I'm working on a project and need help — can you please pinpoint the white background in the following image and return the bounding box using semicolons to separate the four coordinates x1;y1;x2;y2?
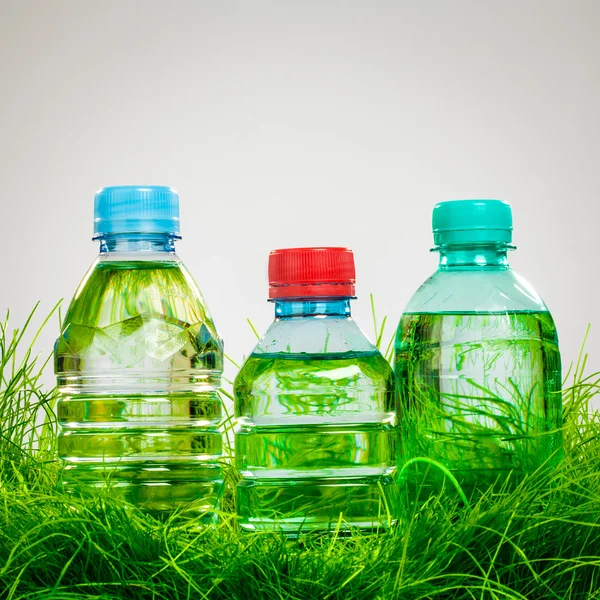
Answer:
0;1;598;391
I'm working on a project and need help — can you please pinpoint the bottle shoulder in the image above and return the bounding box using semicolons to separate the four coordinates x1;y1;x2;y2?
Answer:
63;253;215;329
404;268;550;314
235;317;394;408
56;253;223;374
251;316;379;356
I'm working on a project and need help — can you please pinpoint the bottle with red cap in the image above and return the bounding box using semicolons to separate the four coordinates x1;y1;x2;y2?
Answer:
234;247;397;532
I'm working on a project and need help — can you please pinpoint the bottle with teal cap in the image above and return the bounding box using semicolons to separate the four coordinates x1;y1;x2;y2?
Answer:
394;200;562;500
55;186;224;519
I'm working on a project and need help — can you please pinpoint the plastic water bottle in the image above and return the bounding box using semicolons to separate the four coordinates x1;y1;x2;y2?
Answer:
55;186;224;518
395;200;562;499
234;247;397;532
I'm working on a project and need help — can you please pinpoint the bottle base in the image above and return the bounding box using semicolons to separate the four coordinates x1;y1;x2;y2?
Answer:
60;460;224;520
237;474;398;533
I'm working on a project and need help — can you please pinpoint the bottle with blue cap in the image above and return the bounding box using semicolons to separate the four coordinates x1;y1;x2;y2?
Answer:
54;186;224;519
394;200;562;500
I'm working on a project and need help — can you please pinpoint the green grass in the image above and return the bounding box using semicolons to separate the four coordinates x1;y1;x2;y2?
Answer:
1;304;600;599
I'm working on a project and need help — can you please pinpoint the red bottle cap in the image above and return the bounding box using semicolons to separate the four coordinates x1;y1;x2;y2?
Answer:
268;247;356;299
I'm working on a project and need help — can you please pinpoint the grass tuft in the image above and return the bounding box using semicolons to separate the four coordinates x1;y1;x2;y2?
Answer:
0;306;599;599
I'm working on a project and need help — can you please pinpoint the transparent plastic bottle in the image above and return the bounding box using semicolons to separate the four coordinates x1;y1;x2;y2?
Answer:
234;247;397;532
55;186;224;518
394;200;562;499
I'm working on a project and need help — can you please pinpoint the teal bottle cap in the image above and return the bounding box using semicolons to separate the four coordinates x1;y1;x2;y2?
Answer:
93;186;180;238
432;199;513;245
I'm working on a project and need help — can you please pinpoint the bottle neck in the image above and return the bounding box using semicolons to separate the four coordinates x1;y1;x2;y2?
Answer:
273;298;352;318
97;233;178;254
437;243;512;270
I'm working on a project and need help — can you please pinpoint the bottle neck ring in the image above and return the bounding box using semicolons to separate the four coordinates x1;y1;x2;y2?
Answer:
434;242;513;269
97;233;179;254
273;298;352;318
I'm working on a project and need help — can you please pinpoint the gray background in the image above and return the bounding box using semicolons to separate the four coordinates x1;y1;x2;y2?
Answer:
0;1;598;394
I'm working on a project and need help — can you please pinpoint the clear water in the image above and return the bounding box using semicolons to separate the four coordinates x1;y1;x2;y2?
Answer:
234;351;397;532
55;260;223;518
394;311;562;498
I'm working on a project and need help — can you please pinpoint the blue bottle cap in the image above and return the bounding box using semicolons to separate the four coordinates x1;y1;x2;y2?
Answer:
93;186;180;238
432;199;513;246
